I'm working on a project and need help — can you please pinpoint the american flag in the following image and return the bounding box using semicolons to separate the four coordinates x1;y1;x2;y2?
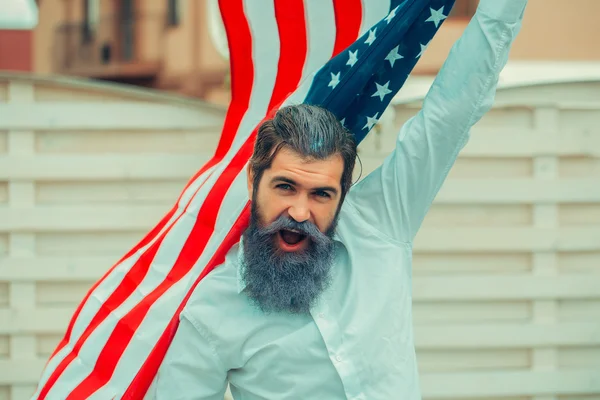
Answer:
32;0;454;398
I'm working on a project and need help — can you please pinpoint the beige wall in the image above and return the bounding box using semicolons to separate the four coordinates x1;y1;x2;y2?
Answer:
416;0;600;72
33;0;600;99
34;0;65;74
33;0;227;98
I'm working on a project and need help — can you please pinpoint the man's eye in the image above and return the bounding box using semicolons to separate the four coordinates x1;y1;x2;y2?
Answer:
314;190;331;198
277;184;293;191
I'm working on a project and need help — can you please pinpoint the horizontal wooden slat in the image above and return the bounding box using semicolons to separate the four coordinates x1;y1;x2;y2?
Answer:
434;179;600;203
0;154;210;180
36;180;188;205
35;130;220;154
0;205;170;231
421;369;600;398
0;103;224;130
415;323;600;348
414;300;531;324
0;307;75;334
413;276;600;300
418;348;530;372
414;227;600;252
372;129;600;158
0;257;118;280
0;360;47;385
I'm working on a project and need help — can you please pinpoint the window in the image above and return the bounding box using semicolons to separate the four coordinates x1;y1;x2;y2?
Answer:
448;0;479;18
82;0;99;43
167;0;181;26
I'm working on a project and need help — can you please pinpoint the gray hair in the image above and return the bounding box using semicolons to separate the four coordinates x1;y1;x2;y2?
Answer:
249;104;357;202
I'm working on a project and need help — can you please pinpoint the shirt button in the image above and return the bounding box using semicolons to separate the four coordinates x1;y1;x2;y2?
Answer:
335;355;342;362
318;313;325;318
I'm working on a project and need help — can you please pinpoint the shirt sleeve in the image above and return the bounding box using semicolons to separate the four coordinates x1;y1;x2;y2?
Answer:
152;311;228;400
345;0;528;243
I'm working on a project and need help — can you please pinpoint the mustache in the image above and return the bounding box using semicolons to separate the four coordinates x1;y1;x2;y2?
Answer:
261;215;329;243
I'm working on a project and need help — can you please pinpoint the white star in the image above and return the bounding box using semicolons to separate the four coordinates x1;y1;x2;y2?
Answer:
416;42;429;58
363;112;379;130
346;50;358;67
385;46;404;68
371;81;392;102
425;6;447;28
384;5;400;24
365;28;377;46
340;118;346;127
328;71;341;89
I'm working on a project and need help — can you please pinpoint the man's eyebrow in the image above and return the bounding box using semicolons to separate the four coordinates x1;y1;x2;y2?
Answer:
271;176;338;195
271;176;297;186
313;185;338;195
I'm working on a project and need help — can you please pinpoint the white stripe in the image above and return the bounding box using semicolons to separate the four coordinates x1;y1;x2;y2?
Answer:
228;0;281;152
40;1;283;396
301;1;336;80
33;164;217;398
360;0;392;36
291;0;337;104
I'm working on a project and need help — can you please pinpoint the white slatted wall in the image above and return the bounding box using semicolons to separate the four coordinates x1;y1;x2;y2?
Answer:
0;74;226;400
0;74;599;399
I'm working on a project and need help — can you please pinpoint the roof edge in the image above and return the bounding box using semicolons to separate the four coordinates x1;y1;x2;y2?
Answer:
0;71;227;113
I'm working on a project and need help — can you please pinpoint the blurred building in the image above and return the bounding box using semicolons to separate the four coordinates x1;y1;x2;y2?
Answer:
23;0;600;105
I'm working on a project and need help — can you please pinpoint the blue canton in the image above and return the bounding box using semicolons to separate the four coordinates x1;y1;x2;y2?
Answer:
305;0;456;145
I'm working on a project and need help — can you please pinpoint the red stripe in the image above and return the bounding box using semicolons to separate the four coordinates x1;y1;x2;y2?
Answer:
212;0;255;160
121;202;252;399
268;0;308;110
45;204;178;363
332;0;363;57
65;129;259;399
35;171;216;399
175;0;255;193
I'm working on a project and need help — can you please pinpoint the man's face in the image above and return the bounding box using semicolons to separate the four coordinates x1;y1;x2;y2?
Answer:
241;147;345;314
251;147;344;242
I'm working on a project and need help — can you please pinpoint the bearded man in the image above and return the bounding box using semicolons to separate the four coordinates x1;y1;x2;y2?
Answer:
153;0;529;398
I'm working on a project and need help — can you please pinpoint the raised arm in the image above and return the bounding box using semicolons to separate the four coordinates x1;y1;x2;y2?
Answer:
346;0;528;243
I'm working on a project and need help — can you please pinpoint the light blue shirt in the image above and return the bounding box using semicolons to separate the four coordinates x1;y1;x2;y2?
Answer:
153;1;528;398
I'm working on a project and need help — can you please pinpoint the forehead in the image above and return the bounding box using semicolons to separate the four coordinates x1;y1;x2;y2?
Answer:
266;147;344;187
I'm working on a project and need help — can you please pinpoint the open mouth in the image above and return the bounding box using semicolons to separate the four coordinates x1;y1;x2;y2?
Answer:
278;229;308;251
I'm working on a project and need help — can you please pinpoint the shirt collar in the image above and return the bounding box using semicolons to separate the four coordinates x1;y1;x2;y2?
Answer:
236;231;342;294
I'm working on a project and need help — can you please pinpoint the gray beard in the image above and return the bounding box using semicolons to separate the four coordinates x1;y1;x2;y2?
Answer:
240;202;338;314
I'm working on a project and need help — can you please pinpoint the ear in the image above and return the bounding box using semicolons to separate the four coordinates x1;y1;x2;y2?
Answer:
246;163;254;199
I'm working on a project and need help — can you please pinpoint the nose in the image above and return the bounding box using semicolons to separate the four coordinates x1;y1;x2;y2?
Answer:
288;200;311;223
